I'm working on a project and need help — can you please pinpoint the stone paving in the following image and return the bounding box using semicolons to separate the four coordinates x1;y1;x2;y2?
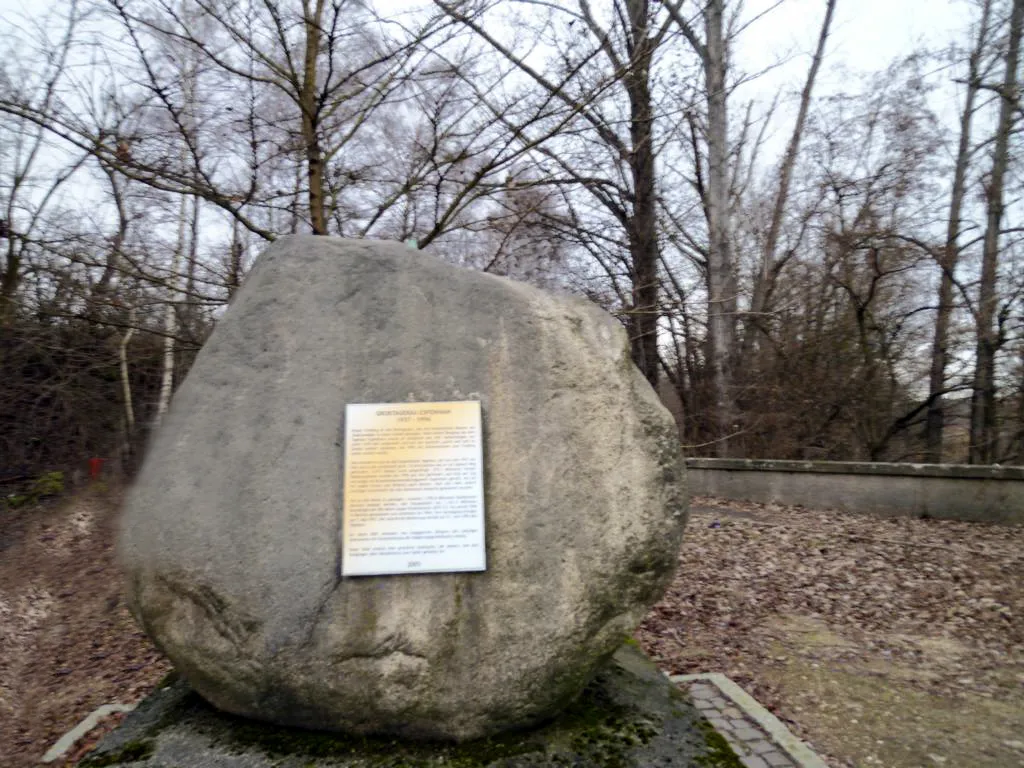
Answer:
686;680;798;768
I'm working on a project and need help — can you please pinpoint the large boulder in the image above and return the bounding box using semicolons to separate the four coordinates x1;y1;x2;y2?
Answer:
121;236;687;741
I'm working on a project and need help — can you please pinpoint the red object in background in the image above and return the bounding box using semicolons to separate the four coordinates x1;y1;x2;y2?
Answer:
88;458;106;480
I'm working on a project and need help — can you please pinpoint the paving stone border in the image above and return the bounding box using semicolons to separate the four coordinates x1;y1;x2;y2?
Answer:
41;703;136;763
66;646;722;767
50;670;826;767
670;673;828;768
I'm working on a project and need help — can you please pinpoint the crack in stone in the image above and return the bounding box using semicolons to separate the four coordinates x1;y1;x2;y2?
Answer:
150;574;264;682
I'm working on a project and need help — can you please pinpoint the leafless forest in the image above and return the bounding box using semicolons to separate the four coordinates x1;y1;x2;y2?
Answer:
2;0;1023;479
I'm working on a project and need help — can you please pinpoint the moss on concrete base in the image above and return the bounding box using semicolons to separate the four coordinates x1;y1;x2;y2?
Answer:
78;644;737;767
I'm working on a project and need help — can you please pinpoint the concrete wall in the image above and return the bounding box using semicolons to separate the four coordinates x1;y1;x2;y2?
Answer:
685;459;1024;524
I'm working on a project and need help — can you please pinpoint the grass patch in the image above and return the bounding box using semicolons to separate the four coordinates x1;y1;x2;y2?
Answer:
765;660;1024;768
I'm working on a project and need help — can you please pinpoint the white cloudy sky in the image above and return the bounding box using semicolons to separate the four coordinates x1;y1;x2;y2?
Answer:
729;0;974;145
0;0;973;63
0;0;977;163
0;0;973;94
730;0;972;117
740;0;967;73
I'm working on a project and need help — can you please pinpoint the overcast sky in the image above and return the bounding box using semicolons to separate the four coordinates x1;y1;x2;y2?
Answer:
0;0;978;163
0;0;973;87
734;0;971;109
741;0;967;70
0;0;974;61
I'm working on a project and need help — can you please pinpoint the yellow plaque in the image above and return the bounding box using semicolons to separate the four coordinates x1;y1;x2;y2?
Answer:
341;401;486;576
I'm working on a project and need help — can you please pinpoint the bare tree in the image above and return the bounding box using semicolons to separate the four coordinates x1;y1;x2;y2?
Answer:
743;0;837;355
436;0;673;385
102;0;416;236
662;0;740;453
0;1;90;327
925;0;994;462
970;0;1023;463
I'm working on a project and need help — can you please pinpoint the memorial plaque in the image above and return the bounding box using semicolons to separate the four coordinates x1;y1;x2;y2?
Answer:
341;401;486;576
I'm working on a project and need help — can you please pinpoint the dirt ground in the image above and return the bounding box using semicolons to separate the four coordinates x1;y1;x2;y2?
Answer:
1;490;1022;767
0;488;170;768
638;497;1024;767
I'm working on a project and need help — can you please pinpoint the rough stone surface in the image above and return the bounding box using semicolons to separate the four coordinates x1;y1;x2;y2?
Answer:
77;645;722;767
120;236;687;741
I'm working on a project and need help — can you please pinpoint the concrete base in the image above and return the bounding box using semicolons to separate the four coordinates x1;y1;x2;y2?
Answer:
76;644;740;767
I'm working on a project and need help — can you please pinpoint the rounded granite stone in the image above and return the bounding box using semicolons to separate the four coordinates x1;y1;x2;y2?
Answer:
120;236;687;741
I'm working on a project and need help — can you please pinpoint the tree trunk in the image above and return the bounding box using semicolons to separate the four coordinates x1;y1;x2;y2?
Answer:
969;0;1022;463
156;186;189;426
120;309;136;436
183;191;201;338
1017;353;1024;463
228;219;244;301
92;169;129;308
0;237;18;327
301;0;328;235
926;0;990;463
704;0;738;456
624;0;660;385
